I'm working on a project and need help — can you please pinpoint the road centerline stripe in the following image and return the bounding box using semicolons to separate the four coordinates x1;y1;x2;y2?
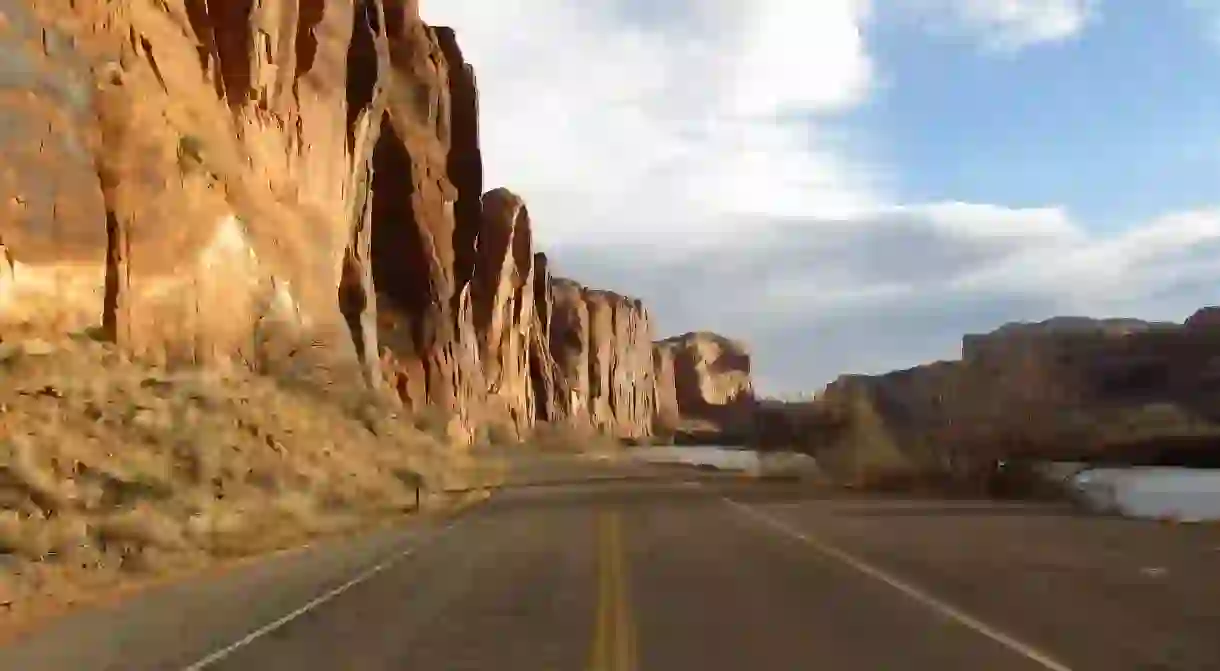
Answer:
590;510;637;671
590;513;613;671
611;512;638;671
722;497;1074;671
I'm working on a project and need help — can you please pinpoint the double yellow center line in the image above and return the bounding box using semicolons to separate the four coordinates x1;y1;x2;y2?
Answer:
589;511;638;671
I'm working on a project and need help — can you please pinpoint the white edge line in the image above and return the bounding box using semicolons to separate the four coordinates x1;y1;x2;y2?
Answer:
721;497;1075;671
181;521;463;671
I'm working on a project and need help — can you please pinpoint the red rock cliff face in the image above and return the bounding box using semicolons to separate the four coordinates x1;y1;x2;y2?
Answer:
655;332;756;441
1;0;387;384
0;0;738;443
366;4;482;435
550;278;590;424
549;280;657;439
470;188;544;433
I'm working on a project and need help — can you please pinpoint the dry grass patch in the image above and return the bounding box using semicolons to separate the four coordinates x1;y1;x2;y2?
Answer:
0;336;477;616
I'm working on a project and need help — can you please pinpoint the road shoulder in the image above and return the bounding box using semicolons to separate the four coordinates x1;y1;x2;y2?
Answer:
0;492;488;671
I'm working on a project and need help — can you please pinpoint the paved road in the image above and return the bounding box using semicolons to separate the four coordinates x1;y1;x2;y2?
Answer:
3;466;1220;670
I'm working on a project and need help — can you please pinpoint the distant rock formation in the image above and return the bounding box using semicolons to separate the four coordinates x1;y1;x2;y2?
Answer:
777;311;1220;483
0;0;750;443
654;332;756;443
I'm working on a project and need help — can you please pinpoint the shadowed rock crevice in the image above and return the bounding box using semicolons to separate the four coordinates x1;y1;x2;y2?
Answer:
338;257;368;358
434;27;482;294
100;210;123;344
586;290;603;421
510;206;532;325
345;1;382;147
339;196;377;381
94;71;131;348
184;0;256;106
529;252;557;422
370;117;434;403
294;0;326;78
338;0;390;387
183;0;222;98
530;347;550;421
368;128;425;316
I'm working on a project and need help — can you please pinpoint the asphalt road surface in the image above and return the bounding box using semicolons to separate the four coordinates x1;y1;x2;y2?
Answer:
3;463;1220;671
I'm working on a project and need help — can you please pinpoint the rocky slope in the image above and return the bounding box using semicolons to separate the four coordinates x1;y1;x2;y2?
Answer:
773;310;1220;484
0;0;749;444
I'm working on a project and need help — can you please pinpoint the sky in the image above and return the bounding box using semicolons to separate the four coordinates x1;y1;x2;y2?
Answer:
420;0;1220;394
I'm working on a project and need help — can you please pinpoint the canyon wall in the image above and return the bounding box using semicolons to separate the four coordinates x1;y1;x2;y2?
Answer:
0;0;749;443
549;280;657;440
1;0;380;382
787;310;1220;482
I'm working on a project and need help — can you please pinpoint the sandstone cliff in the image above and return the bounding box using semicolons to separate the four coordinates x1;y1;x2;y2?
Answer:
549;279;657;440
783;310;1220;484
0;0;748;444
653;332;756;443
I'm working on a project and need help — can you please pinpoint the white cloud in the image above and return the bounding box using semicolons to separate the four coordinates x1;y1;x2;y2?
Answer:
897;0;1098;51
954;209;1220;294
422;0;880;245
551;205;1220;393
882;202;1081;242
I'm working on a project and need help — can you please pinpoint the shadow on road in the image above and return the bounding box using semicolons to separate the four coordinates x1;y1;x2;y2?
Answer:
827;503;1087;519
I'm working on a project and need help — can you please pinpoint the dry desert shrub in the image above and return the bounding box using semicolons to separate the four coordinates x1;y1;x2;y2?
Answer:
0;336;469;585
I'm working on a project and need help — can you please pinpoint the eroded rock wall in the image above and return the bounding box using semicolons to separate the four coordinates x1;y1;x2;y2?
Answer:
335;6;661;441
550;278;591;426
0;0;701;443
603;293;657;439
1;0;389;387
470;188;540;434
527;252;559;423
367;3;481;437
547;281;657;439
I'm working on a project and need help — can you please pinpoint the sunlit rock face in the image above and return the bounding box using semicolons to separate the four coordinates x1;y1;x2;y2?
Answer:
0;1;754;443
